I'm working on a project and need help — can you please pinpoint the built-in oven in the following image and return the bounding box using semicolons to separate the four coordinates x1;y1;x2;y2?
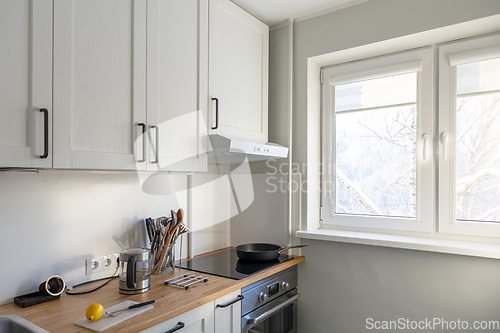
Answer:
241;267;298;333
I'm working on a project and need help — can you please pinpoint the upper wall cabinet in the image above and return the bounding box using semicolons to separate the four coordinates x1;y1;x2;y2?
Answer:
0;0;53;168
53;0;147;170
209;0;269;143
146;0;208;172
53;0;208;172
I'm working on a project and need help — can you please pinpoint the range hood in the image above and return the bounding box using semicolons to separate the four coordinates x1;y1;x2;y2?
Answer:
208;135;289;164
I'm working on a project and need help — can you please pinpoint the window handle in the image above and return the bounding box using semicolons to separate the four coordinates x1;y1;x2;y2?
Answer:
441;132;449;160
422;134;429;160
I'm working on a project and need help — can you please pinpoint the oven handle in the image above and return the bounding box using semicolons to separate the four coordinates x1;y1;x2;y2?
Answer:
245;293;299;328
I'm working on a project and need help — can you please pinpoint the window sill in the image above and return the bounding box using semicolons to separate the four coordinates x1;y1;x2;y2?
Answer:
296;229;500;259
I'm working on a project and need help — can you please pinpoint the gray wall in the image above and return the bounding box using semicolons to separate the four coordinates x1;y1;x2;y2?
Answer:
267;0;500;332
299;239;500;332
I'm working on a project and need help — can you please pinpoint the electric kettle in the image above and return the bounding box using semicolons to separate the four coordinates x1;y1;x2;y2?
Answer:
119;248;151;294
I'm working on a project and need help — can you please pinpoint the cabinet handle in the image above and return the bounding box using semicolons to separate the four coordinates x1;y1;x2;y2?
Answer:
40;108;49;159
151;125;159;164
164;321;185;333
216;294;244;308
211;97;219;130
137;123;146;163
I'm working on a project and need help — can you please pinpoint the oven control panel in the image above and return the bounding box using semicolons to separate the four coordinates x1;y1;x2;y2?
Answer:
241;267;298;316
268;282;279;297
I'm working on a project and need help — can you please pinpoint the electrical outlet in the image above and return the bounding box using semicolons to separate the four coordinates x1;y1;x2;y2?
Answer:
85;253;119;275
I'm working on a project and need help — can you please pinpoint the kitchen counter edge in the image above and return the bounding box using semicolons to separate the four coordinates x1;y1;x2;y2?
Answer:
0;255;305;333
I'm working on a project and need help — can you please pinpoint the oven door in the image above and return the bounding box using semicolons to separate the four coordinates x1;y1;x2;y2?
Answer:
241;290;299;333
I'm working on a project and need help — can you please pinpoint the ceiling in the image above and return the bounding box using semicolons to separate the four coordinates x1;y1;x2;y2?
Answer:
231;0;369;27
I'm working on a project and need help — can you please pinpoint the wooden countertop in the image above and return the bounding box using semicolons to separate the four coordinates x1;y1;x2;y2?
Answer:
0;253;304;333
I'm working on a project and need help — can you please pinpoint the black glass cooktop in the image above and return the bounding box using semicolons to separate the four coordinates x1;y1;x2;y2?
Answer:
179;248;293;280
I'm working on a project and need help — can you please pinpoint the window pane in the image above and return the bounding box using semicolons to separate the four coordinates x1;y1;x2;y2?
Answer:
335;72;417;112
335;106;416;218
456;92;500;222
457;57;500;96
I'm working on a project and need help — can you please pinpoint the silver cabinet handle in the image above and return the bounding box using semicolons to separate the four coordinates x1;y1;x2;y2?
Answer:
246;293;299;326
216;295;244;308
150;125;159;164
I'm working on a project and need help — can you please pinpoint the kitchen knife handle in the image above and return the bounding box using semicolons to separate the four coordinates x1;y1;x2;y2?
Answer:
164;321;185;333
211;97;219;130
151;125;159;164
129;300;155;309
137;123;146;163
40;108;49;159
216;295;244;308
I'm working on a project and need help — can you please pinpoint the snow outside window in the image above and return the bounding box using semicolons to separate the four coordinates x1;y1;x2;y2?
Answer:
321;48;434;233
439;34;500;238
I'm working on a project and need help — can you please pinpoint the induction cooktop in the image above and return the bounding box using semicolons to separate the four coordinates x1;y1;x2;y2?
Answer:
179;248;293;280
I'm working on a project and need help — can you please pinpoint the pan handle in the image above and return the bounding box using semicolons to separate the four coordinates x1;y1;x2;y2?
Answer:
278;244;310;253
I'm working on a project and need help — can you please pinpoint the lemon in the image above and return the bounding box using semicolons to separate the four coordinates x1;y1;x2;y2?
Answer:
86;303;104;322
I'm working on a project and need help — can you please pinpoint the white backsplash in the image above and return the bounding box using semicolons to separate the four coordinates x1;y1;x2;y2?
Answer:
0;170;187;305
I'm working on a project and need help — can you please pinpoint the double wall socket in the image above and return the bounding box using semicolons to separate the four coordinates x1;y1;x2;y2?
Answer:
85;253;119;275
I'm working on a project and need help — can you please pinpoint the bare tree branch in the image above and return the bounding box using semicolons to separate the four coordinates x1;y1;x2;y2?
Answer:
336;168;383;215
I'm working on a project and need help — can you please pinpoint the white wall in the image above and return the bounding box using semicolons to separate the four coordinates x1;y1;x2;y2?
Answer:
230;173;288;247
0;170;188;305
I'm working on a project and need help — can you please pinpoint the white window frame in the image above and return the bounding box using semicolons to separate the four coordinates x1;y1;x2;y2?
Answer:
438;33;500;238
321;48;435;233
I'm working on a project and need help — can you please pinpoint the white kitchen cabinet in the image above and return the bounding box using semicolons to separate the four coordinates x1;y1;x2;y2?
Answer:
209;0;269;143
53;0;147;170
0;0;53;168
146;0;208;172
139;301;215;333
214;289;242;333
53;0;208;172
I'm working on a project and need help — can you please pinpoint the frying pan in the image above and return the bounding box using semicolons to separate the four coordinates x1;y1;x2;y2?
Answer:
236;243;309;261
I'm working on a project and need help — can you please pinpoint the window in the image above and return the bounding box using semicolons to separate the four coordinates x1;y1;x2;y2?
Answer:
321;34;500;240
321;48;434;232
439;34;500;238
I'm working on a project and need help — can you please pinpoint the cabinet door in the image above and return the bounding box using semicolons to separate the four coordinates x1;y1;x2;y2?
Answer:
209;0;269;143
53;0;147;170
214;290;242;333
139;301;214;333
147;0;208;172
0;0;52;168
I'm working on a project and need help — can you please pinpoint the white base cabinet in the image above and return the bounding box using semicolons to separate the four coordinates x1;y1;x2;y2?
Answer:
139;301;215;333
214;290;242;333
139;289;242;333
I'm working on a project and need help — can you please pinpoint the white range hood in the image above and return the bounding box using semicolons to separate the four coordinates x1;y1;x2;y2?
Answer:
208;135;289;164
